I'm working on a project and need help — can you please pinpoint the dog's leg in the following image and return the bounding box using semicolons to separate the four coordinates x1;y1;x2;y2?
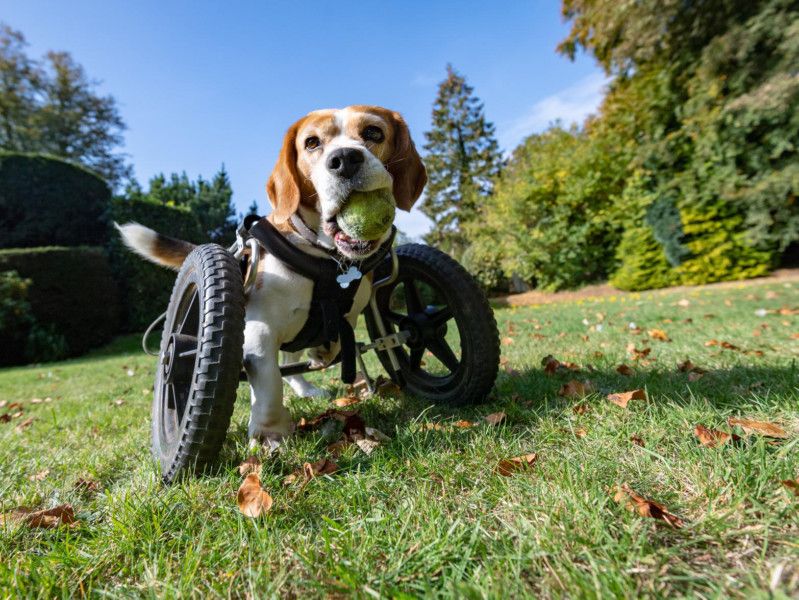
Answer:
281;350;330;398
243;320;293;449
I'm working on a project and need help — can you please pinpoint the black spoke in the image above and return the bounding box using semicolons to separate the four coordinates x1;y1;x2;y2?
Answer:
166;383;175;410
178;289;199;334
427;337;460;372
427;306;452;326
409;346;425;370
403;280;424;314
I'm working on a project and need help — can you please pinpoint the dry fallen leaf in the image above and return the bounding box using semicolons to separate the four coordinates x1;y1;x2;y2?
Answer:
648;329;671;342
575;428;587;438
630;435;645;447
1;504;77;529
73;478;101;493
484;412;506;426
453;420;476;428
236;473;273;517
355;438;380;455
496;453;538;476
727;418;788;439
613;484;684;528
607;389;646;409
782;479;799;497
29;469;50;482
15;417;34;432
334;396;359;408
627;344;652;361
502;337;514;346
0;400;6;408
303;458;338;480
694;424;739;448
616;364;634;377
558;380;594;398
573;404;590;415
238;455;262;477
422;422;445;431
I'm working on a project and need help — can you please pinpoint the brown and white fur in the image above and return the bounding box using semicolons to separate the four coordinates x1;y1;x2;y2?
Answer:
117;106;426;447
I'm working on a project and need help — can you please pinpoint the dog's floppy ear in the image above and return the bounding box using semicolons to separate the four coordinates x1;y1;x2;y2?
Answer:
267;120;303;223
387;111;427;211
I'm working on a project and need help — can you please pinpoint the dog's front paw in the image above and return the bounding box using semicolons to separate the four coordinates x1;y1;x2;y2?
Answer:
248;408;294;452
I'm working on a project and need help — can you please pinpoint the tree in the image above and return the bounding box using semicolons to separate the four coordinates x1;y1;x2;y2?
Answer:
0;24;129;185
125;166;237;243
421;65;503;253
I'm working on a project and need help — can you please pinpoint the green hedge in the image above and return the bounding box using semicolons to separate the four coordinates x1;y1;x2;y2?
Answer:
108;198;205;331
0;153;111;249
0;247;120;364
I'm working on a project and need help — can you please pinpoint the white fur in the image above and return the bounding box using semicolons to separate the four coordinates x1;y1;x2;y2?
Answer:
117;107;400;448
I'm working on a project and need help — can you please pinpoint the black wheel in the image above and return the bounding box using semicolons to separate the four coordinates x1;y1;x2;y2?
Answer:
152;244;245;484
365;244;500;405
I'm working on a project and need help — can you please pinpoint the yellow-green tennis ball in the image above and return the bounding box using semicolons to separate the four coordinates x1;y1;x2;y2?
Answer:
337;189;395;241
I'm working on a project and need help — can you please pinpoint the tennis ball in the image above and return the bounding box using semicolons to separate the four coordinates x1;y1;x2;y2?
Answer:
336;189;395;241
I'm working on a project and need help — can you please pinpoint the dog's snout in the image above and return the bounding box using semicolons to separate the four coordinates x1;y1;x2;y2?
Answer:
326;147;364;179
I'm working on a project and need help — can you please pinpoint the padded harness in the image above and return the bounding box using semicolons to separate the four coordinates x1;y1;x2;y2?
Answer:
244;216;395;383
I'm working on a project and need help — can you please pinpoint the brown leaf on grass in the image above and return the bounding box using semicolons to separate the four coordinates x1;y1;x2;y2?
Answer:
0;400;6;408
15;417;34;432
573;404;590;415
0;413;10;423
303;458;338;480
677;359;707;374
453;420;476;428
7;401;22;410
29;469;50;482
705;339;741;351
496;453;538;476
694;424;739;448
334;396;359;408
782;479;799;497
607;389;646;408
542;355;580;375
688;372;705;382
648;329;671;342
630;435;645;447
342;413;366;439
355;438;380;455
616;364;634;376
74;478;100;493
558;380;595;398
626;344;651;361
236;473;273;517
484;412;507;426
0;504;77;529
502;337;514;346
727;418;788;439
575;428;587;438
778;306;799;316
238;455;262;477
613;484;684;528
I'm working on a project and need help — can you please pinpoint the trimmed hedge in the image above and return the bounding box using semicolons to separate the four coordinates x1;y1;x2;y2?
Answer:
108;198;205;331
0;152;111;249
0;247;120;364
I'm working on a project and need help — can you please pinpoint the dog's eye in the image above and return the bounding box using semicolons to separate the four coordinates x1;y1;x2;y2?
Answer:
304;136;321;150
362;126;384;143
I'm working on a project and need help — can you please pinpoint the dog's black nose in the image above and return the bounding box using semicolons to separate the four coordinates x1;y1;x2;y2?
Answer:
326;147;364;179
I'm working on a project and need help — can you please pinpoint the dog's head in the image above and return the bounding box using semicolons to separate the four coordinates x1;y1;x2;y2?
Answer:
267;105;426;259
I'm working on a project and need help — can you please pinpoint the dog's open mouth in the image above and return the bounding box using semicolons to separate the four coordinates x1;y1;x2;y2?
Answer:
324;218;379;258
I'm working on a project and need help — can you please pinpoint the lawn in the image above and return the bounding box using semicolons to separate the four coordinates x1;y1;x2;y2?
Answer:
1;278;798;598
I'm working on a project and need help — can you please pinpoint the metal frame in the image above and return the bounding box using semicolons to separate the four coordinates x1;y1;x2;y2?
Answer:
146;232;408;389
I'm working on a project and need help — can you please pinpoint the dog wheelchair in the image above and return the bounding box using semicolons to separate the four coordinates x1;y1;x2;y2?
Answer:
144;216;500;483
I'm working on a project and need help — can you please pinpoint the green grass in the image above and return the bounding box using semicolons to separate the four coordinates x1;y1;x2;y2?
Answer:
1;279;798;598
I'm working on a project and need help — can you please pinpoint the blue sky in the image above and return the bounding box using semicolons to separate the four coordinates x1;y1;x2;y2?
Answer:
5;1;606;238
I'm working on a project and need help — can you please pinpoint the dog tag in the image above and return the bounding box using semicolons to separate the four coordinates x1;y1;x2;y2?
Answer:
336;266;362;289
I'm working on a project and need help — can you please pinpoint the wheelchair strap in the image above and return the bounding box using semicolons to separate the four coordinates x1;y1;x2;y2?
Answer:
246;217;395;383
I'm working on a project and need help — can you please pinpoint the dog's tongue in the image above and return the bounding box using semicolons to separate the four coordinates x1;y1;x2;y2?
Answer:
335;230;355;243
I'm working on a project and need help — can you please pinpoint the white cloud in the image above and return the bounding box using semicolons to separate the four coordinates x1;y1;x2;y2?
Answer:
498;71;610;151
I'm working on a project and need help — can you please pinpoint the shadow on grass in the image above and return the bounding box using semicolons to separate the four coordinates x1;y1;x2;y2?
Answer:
216;361;798;477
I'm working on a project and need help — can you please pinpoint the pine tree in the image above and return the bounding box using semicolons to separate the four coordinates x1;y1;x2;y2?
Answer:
421;64;503;253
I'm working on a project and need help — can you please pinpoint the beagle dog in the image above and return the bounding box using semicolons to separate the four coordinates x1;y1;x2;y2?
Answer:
118;105;426;446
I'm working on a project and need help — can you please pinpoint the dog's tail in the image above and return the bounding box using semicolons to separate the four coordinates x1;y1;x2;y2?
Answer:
115;222;196;270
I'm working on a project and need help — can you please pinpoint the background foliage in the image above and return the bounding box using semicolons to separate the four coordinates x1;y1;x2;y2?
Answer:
457;0;799;292
0;247;118;365
0;152;111;249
